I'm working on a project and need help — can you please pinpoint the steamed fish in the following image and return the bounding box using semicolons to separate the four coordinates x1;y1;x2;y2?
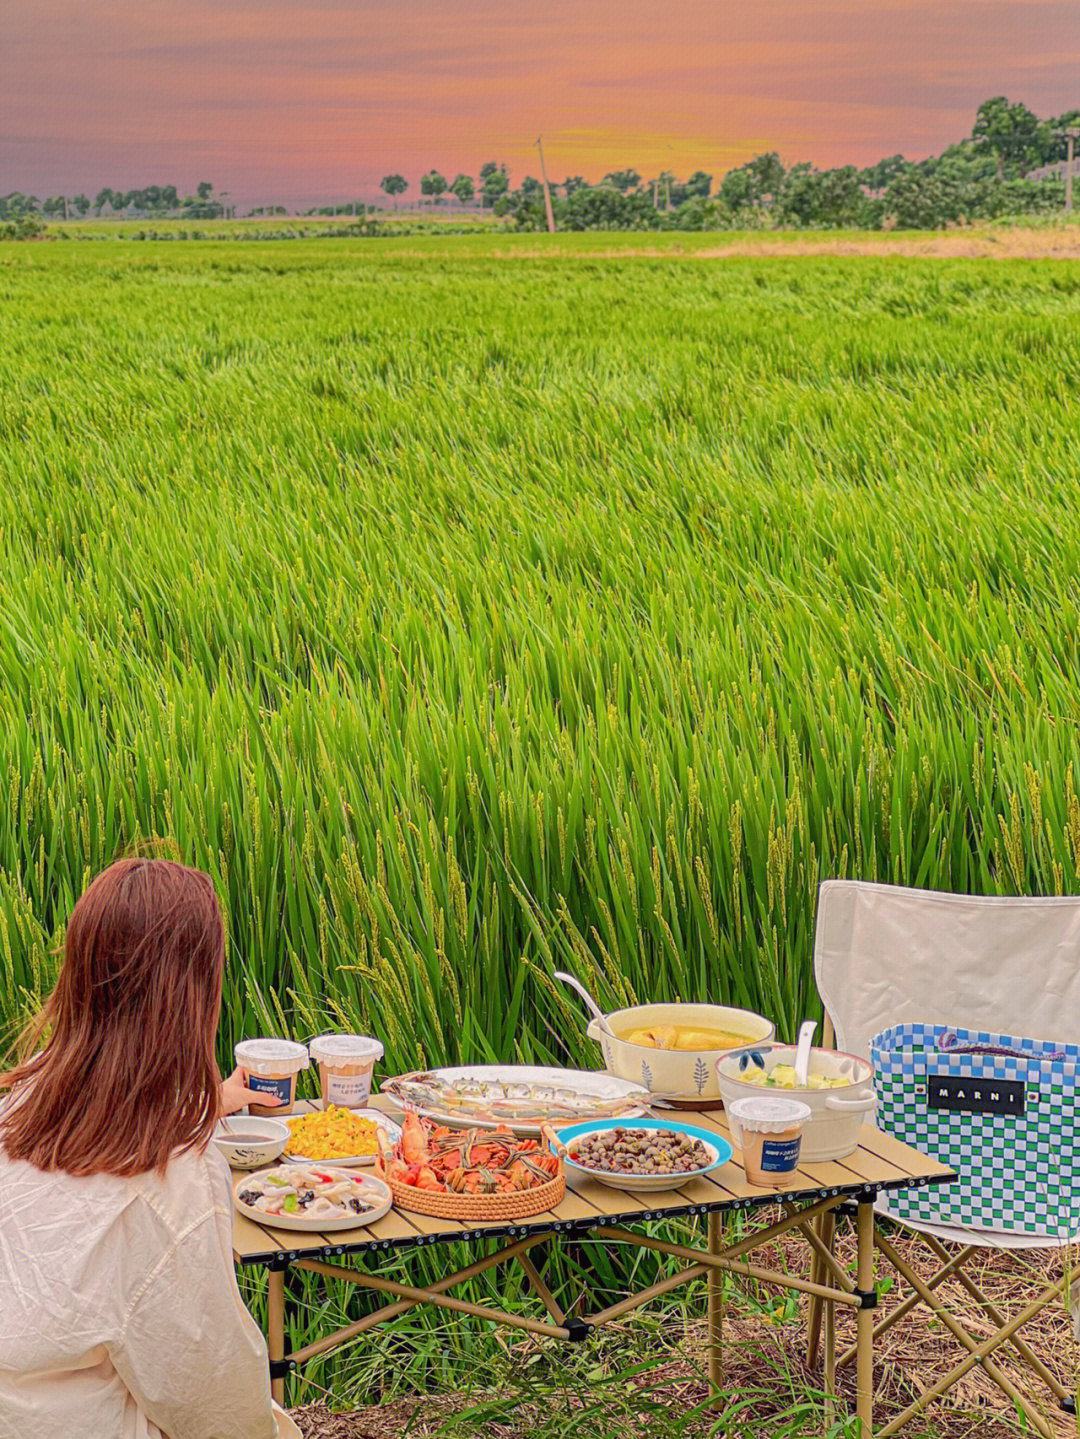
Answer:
381;1070;648;1124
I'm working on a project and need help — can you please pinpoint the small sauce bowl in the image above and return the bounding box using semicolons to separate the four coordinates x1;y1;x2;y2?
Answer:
212;1117;290;1170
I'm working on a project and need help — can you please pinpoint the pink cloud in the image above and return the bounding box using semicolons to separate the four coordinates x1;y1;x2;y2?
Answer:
1;0;1076;204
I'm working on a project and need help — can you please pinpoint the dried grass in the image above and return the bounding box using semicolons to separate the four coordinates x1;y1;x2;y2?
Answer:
291;1227;1078;1439
766;1227;1077;1439
477;227;1080;261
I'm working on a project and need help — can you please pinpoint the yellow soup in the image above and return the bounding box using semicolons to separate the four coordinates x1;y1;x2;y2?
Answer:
618;1025;756;1052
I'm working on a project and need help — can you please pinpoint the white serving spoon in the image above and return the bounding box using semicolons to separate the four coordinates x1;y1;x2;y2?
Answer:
793;1019;817;1088
553;970;618;1040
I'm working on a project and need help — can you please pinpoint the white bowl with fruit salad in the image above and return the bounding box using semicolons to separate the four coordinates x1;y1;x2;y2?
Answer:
716;1045;875;1162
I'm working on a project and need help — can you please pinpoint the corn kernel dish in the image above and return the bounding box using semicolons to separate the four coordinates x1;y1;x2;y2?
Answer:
283;1106;391;1164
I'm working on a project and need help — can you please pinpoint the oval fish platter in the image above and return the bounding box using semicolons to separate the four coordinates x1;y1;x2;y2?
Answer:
379;1065;650;1136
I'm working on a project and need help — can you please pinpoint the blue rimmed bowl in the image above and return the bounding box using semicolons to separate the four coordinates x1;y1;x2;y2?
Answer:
554;1117;734;1192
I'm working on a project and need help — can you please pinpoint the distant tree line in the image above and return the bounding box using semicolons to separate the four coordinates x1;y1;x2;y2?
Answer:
388;98;1078;231
0;181;233;224
375;164;504;209
302;201;371;216
5;98;1078;237
504;99;1080;231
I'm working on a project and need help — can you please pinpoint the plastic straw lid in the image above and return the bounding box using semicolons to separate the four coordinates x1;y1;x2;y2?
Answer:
309;1034;384;1064
729;1096;812;1133
234;1038;309;1074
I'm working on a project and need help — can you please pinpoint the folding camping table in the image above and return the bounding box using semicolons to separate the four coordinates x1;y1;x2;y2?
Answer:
232;1098;953;1437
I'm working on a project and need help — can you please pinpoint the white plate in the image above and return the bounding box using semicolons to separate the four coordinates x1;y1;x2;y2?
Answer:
234;1167;392;1231
379;1065;650;1136
282;1108;401;1166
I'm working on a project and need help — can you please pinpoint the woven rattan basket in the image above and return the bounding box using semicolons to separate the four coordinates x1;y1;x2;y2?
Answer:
384;1167;565;1221
377;1114;567;1221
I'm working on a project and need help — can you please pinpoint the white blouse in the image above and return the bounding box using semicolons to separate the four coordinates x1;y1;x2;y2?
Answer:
0;1139;300;1439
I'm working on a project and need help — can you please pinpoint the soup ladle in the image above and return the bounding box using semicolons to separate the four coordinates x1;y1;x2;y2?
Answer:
793;1019;818;1088
553;971;618;1040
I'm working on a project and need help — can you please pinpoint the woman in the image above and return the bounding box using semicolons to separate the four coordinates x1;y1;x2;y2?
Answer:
0;858;301;1439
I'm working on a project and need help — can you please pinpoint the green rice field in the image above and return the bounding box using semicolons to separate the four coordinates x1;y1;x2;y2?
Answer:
2;233;1079;1424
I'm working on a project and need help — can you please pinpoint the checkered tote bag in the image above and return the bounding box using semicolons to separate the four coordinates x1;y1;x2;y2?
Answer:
872;1023;1080;1236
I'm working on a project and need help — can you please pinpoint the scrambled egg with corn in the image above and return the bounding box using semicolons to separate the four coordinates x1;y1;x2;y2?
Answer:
284;1106;381;1159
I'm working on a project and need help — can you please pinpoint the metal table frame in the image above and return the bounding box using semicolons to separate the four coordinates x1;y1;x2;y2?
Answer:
234;1102;953;1437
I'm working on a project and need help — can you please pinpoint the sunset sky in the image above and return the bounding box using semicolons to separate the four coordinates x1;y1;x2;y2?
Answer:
2;0;1077;207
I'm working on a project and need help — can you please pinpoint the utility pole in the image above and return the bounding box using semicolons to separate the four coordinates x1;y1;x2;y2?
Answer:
535;135;557;233
1066;128;1080;214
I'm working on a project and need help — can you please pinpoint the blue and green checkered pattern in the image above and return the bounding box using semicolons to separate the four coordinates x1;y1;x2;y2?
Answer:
872;1023;1080;1236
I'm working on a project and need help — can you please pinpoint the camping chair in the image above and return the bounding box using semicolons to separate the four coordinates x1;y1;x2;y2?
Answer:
807;879;1080;1438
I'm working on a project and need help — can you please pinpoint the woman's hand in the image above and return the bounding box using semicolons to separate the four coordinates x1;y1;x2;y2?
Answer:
219;1066;281;1116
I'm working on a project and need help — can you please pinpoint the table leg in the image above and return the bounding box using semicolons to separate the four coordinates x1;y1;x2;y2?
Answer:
269;1266;286;1407
856;1202;875;1439
806;1207;836;1367
824;1278;836;1429
707;1211;723;1390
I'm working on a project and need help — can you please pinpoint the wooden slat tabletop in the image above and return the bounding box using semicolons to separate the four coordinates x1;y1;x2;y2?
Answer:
232;1094;954;1266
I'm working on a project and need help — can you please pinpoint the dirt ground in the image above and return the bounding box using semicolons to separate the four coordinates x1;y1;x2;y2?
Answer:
477;229;1080;261
289;1230;1077;1439
692;230;1080;260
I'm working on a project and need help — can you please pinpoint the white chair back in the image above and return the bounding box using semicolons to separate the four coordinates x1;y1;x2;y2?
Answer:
814;879;1080;1061
816;880;1080;1247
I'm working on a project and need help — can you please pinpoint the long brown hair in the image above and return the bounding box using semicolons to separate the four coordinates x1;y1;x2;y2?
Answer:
0;858;225;1176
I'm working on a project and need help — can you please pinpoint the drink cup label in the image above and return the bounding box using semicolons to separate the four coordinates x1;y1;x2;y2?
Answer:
759;1136;802;1172
323;1069;374;1107
247;1074;293;1106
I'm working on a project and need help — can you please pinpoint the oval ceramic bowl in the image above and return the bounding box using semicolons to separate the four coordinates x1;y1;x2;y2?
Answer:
282;1108;402;1167
233;1168;393;1232
555;1117;733;1193
588;1003;775;1102
212;1118;290;1170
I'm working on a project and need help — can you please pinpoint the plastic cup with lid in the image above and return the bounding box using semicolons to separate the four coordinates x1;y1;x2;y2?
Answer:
728;1095;812;1189
309;1034;384;1110
234;1038;310;1116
